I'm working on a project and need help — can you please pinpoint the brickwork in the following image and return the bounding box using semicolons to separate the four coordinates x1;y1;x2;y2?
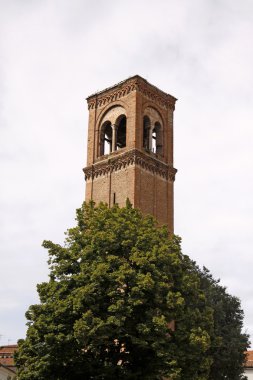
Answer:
83;75;177;232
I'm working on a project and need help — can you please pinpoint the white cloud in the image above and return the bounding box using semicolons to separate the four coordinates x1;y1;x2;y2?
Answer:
1;0;253;346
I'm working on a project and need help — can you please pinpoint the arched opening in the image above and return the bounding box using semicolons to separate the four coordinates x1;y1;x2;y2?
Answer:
100;121;112;155
143;116;151;150
152;122;162;155
116;115;126;150
151;127;157;153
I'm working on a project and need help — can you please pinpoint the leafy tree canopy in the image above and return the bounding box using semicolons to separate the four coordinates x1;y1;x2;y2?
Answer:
196;266;249;380
16;202;249;379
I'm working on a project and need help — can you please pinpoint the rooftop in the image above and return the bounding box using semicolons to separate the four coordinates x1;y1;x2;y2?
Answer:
86;74;177;102
246;350;253;368
0;345;18;354
0;345;18;369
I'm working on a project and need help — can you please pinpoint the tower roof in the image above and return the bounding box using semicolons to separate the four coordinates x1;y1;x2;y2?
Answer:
86;75;177;110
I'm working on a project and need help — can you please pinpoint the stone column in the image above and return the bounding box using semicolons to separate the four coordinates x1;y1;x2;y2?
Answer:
112;124;117;152
149;124;154;151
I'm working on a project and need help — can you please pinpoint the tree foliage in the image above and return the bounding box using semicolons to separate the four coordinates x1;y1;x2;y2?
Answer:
197;267;249;380
16;202;249;379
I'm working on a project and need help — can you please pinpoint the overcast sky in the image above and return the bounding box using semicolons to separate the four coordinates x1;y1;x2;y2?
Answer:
1;0;253;347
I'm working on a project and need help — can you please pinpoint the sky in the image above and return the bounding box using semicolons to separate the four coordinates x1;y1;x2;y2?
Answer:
0;0;253;347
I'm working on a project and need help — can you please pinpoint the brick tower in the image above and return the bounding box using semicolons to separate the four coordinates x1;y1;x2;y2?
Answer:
83;75;177;233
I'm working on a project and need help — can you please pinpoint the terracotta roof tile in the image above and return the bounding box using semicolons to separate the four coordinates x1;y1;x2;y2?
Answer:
245;350;253;368
0;345;18;354
0;345;18;369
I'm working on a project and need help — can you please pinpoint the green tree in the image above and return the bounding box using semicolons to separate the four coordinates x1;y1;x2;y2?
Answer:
15;202;248;379
197;267;249;380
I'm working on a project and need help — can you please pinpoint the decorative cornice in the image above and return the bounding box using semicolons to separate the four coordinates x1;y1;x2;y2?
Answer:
83;149;177;181
86;75;177;111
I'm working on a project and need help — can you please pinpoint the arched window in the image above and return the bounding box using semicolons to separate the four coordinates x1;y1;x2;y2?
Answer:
152;122;162;155
116;115;126;150
100;121;112;155
143;116;151;150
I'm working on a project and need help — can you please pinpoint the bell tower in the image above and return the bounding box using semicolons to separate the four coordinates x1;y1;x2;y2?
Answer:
83;75;177;233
